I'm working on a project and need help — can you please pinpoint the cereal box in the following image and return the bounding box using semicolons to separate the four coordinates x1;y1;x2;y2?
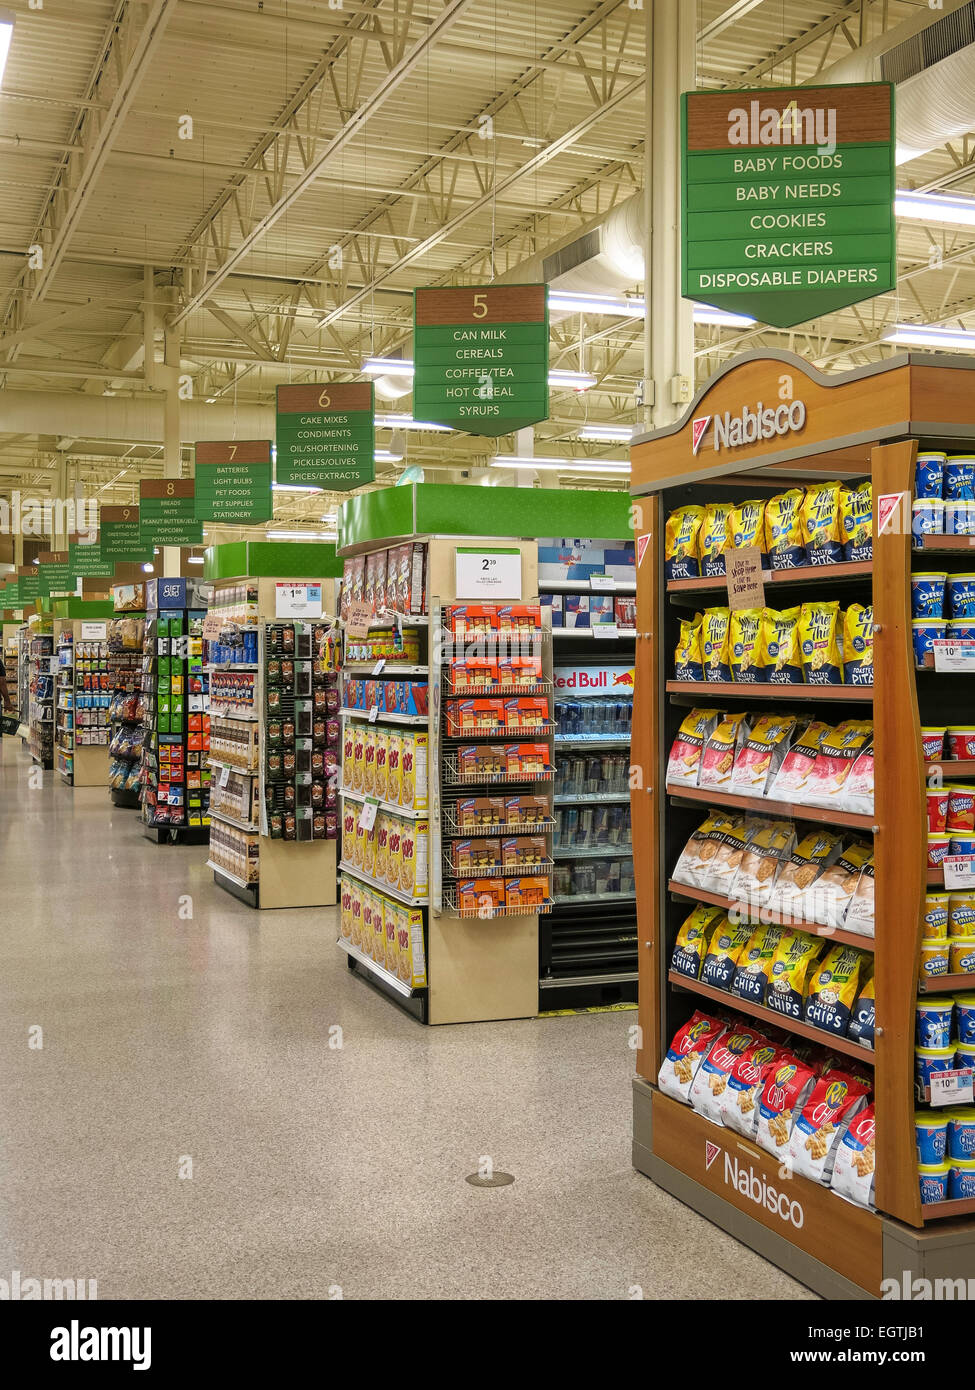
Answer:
504;795;550;827
400;731;428;811
374;811;390;884
372;892;387;964
342;803;357;860
397;906;427;987
361;821;377;880
385;730;402;806
360;889;375;959
504;743;549;778
372;728;388;803
340;876;354;940
453;839;502;874
351;723;366;793
342;724;355;789
399;820;428;897
386;815;403;890
349;877;363;949
458;796;505;830
501;836;548;870
362;727;376;795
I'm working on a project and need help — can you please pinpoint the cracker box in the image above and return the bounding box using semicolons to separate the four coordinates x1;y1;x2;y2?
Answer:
504;794;551;827
349;877;363;950
450;605;499;640
351;724;366;792
453;838;502;875
501;835;548;870
498;604;541;637
399;819;428;897
457;796;505;830
447;699;505;736
499;654;542;686
397;906;427;988
564;594;591;629
340;876;354;940
503;697;550;732
385;730;402;806
459;878;506;915
373;727;388;802
400;730;428;811
362;727;377;795
505;743;550;778
460;744;506;779
452;657;498;690
506;877;550;910
386;815;403;890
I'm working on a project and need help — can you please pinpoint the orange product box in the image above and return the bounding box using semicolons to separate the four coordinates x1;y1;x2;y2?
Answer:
458;878;506;914
498;604;541;636
506;877;550;911
446;699;505;737
499;654;542;687
452;657;498;690
505;743;550;778
187;733;202;751
504;794;551;827
397;906;427;988
503;697;550;732
452;838;502;875
189;714;202;732
501;835;548;870
457;796;505;830
450;605;499;640
459;744;506;779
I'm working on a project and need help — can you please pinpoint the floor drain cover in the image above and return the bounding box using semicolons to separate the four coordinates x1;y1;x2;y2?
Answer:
465;1171;515;1188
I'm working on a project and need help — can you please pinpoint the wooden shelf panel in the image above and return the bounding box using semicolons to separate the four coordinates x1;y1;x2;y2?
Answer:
921;536;975;554
918;973;975;994
923;1196;975;1222
667;559;873;594
666;782;875;831
927;760;975;778
667;680;873;702
667;970;876;1064
667;879;876;952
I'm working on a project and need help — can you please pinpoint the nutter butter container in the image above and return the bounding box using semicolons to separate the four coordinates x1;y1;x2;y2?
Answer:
922;727;948;761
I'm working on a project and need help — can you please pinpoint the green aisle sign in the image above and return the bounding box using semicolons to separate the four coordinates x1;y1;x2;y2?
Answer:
69;534;114;580
681;83;895;328
413;285;549;436
0;579;15;608
194;440;273;523
276;383;374;490
139;480;203;546
100;505;152;564
18;567;40;603
38;552;73;597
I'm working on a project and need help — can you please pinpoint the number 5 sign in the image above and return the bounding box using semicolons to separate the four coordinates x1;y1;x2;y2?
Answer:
455;547;522;600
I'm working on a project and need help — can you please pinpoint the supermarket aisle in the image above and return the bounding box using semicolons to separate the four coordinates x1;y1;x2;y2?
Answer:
0;744;814;1300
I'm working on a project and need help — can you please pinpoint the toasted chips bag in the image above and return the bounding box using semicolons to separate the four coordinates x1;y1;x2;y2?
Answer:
767;720;832;804
799;601;842;684
762;606;803;685
699;815;753;896
731;818;795;911
847;975;876;1048
789;1069;871;1182
802;481;844;565
843;854;875;937
730;608;765;683
730;713;797;796
689;1024;767;1126
698;712;750;790
765;931;826;1022
843;604;874;687
731;924;785;1005
702;607;732;683
666;707;722;788
658;1011;727;1104
765;829;843;917
727;499;768;565
804;720;874;808
670;904;724;980
701;917;754;991
674;612;704;682
802;840;873;928
804;945;868;1036
665;505;705;581
700;502;734;577
766;489;806;570
842;480;873;563
671;811;738;889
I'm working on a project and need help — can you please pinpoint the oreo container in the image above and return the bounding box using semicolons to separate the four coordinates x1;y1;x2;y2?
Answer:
916;452;947;500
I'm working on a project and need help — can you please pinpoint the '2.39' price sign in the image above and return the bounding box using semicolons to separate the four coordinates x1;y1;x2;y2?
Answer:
454;548;522;601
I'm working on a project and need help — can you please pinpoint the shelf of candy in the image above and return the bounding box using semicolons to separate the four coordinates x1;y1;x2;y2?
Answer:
207;820;260;888
28;636;54;767
209;667;257;720
341;720;428;814
665;481;873;584
439;793;554;838
342;675;428;720
658;1010;877;1209
443;832;553;881
339;873;428;991
442;742;554;785
340;808;428;903
912;453;975;548
262;621;340;843
140;610;211;832
210;715;259;772
70;641;110;748
340;542;428;623
206;581;259;665
106;616;145;803
209;767;261;830
343;625;424;669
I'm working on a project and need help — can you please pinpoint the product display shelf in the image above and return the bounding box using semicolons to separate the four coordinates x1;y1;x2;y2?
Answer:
666;558;874;595
666;783;877;832
107;594;146;808
918;975;975;995
629;350;975;1299
17;626;31;735
667;880;876;953
666;679;873;703
27;632;54;769
53;612;111;788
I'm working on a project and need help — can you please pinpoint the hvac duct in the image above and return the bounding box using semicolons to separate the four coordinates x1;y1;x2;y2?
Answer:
0;390;274;443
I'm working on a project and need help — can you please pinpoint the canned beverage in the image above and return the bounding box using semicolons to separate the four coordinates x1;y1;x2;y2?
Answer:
586;757;602;793
570;757;587;795
554;864;572;898
562;807;579;845
578;807;593;847
553;809;563;849
593;858;612;893
600;754;616;786
573;862;596;896
615;860;631;893
592;806;611;845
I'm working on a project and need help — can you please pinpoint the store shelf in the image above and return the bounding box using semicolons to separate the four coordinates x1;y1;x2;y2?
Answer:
442;851;554;879
206;661;259;672
666;679;873;702
554;890;636;906
554;792;630;805
440;882;552;917
665;783;876;832
442;754;554;785
668;971;875;1063
923;1197;975;1222
336;939;418;997
209;808;260;834
441;804;556;836
542;578;636;594
339;861;428;907
553;627;634;640
341;708;428;726
554;735;631;749
206;860;258;891
553;844;632;860
927;760;975;778
667;879;876;952
208;757;259;776
444;679;553;698
343;662;428;676
666;559;873;594
340;613;429;629
918;973;975;994
921;536;975;554
540;970;639;988
339;787;427;820
209;706;259;722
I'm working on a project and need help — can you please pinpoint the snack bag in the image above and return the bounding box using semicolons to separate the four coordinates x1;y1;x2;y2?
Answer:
804;721;874;808
804;945;868;1036
698;815;752;895
762;607;803;684
788;1070;871;1183
767;720;832;805
839;746;874;816
700;502;733;578
764;931;826;1021
730;713;797;796
755;1055;817;1159
670;905;724;980
765;829;843;918
841;481;873;563
730;608;765;683
700;917;754;990
730;818;794;912
665;506;705;581
671;811;737;889
698;713;750;791
721;1041;788;1138
657;1011;727;1104
799;601;842;684
674;613;704;682
701;608;732;683
847;975;876;1047
765;489;806;570
802;481;844;565
830;1104;877;1209
844;856;875;937
731;924;784;1005
802;840;873;928
727;499;768;566
666;708;722;789
689;1025;766;1126
843;604;874;687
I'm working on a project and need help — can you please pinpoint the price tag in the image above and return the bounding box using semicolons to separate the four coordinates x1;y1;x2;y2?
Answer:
589;574;616;592
934;639;975;673
368;705;379;723
455;547;522;600
219;765;231;789
592;625;618;640
930;1069;975;1107
80;621;107;640
346;600;373;640
372;658;386;675
944;855;975;890
275;582;323;619
358;797;379;832
726;546;767;612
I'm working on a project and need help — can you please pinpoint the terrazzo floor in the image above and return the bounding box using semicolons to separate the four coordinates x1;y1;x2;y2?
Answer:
0;741;814;1300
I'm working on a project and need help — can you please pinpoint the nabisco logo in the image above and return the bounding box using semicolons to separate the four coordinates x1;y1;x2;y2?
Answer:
692;416;711;455
698;400;807;454
723;1153;805;1229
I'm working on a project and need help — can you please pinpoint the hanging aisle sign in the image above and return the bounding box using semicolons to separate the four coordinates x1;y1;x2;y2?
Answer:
100;506;152;564
69;532;114;580
413;285;549;436
37;551;73;597
194;440;273;523
18;565;40;604
275;383;375;490
139;480;204;547
681;83;895;328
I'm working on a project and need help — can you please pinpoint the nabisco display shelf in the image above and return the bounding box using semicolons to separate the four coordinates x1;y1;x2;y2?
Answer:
630;351;975;1300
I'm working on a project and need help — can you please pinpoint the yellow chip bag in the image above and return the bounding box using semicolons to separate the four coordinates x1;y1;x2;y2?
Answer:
804;944;868;1036
701;502;734;578
730;608;765;684
701;916;754;990
702;607;732;683
727;499;768;564
731;924;784;1005
765;931;826;1023
674;612;704;683
802;481;844;565
799;601;842;685
766;489;806;571
666;505;705;581
843;604;874;687
670;904;724;980
762;606;803;685
841;480;873;562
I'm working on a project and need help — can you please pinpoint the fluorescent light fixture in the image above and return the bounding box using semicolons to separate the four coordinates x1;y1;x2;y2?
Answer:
578;424;633;443
694;306;757;328
884;324;975;350
549;369;597;392
188;555;205;565
375;449;404;464
143;563;154;574
272;483;322;492
376;413;453;433
490;455;629;475
362;357;414;376
548;291;645;318
265;530;337;541
896;189;975;228
0;11;14;91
